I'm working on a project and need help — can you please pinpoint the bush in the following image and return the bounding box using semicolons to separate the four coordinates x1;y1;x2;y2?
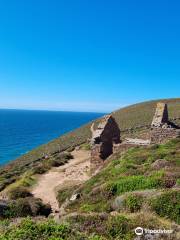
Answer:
49;158;68;167
5;198;33;218
33;164;49;174
150;190;180;224
8;186;32;200
28;197;51;217
4;197;51;218
123;194;143;212
0;218;71;240
106;215;132;238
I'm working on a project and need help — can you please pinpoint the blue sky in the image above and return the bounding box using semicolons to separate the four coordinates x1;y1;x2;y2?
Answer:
0;0;179;112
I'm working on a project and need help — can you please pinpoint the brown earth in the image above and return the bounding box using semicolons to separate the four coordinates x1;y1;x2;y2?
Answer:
31;149;90;212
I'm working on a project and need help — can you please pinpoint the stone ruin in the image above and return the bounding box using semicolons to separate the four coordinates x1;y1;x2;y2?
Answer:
150;102;180;144
90;102;179;173
151;102;169;128
90;115;121;173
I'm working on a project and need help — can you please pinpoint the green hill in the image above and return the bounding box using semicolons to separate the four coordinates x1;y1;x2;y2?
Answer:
0;98;179;192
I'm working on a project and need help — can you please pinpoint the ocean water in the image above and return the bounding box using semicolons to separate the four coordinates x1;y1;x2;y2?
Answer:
0;109;104;165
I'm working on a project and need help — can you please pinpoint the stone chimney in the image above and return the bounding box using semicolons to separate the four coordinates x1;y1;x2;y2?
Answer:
151;102;169;128
150;102;180;144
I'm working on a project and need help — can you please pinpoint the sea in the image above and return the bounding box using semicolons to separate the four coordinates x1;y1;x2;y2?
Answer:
0;109;104;165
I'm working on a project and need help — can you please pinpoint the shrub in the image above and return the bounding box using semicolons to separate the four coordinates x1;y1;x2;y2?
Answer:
0;218;71;240
28;197;51;217
33;164;49;174
8;186;32;200
150;190;180;224
49;158;68;167
4;197;51;218
5;198;33;218
106;215;132;238
123;194;143;212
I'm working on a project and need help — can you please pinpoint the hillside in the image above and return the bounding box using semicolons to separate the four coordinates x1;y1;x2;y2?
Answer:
0;138;179;239
0;98;179;192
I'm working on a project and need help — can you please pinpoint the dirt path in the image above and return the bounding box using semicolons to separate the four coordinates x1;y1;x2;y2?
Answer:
31;149;90;212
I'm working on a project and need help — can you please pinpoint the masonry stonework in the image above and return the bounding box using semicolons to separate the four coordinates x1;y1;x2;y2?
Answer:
150;128;180;144
90;102;179;173
90;115;121;173
150;102;180;144
151;102;169;127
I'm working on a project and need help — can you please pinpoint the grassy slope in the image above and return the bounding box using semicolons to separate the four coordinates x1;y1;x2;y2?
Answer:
56;138;180;239
1;138;180;240
60;138;180;214
0;98;180;191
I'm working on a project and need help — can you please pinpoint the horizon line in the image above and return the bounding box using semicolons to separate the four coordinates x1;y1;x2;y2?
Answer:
0;107;107;114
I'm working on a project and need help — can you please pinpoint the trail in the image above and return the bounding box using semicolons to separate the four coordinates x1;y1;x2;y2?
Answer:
31;149;90;212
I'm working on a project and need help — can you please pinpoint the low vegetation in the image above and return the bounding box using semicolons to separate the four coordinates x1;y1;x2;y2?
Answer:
123;193;143;212
1;197;51;219
150;190;180;224
57;138;180;224
7;186;32;200
1;212;177;240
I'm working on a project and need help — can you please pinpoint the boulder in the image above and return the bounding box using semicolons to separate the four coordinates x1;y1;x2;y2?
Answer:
151;159;170;170
70;193;81;201
111;196;125;211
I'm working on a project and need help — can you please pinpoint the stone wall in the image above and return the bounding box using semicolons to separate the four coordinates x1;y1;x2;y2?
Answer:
90;115;121;173
150;128;180;144
151;102;169;127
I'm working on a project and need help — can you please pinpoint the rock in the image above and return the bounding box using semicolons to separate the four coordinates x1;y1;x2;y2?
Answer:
70;193;81;201
151;159;170;170
111;196;125;211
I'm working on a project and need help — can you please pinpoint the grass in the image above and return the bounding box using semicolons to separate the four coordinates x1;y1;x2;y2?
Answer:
106;174;164;195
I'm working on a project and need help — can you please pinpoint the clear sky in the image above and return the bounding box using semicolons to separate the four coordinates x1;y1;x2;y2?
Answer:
0;0;179;112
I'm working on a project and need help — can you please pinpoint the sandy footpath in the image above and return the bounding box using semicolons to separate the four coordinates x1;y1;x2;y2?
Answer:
31;149;90;212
